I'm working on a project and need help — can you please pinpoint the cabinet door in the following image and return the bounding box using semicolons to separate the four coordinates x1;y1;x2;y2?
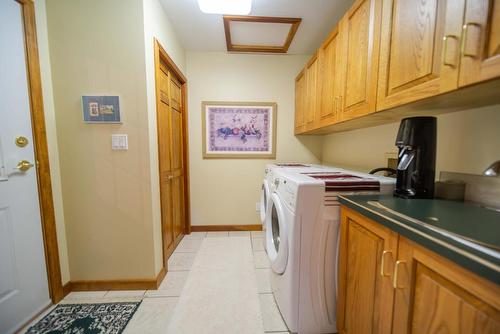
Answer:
338;0;382;121
459;0;500;86
294;70;306;134
377;0;465;111
392;237;500;334
338;207;399;334
305;54;319;130
318;26;343;127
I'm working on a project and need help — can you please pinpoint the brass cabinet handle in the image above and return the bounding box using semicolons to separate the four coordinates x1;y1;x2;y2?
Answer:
380;250;392;277
442;35;458;67
393;260;406;289
16;160;34;172
461;22;481;58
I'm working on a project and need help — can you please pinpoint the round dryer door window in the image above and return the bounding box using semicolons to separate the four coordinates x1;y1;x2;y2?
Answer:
259;180;270;224
265;193;288;275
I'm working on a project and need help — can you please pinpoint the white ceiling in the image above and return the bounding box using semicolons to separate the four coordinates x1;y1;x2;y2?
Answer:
230;21;292;47
160;0;354;54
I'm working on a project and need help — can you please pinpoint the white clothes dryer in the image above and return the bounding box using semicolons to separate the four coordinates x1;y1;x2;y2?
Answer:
266;169;395;334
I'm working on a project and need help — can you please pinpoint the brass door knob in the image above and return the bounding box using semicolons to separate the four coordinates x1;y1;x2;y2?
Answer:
16;160;34;172
15;136;29;147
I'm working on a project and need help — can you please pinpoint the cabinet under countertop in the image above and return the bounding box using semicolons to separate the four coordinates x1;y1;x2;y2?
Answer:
338;195;500;334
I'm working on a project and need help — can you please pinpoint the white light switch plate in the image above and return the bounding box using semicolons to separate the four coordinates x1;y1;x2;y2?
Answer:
111;134;128;150
255;202;260;212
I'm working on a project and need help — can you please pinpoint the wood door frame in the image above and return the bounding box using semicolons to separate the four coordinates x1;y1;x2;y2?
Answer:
15;0;64;303
153;39;191;265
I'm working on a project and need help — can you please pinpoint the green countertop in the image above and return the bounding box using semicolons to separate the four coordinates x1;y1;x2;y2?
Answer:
339;195;500;284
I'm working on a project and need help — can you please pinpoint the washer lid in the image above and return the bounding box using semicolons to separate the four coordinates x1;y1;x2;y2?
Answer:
266;193;289;274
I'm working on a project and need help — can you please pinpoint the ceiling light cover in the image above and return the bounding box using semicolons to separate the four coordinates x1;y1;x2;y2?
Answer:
198;0;251;15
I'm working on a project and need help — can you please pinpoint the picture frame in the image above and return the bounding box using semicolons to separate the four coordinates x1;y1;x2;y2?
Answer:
202;101;277;159
82;95;121;123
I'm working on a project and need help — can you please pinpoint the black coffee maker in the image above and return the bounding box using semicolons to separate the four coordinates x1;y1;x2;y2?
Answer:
394;117;437;199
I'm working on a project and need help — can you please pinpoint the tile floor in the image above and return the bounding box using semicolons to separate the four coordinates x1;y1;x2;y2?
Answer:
23;231;290;334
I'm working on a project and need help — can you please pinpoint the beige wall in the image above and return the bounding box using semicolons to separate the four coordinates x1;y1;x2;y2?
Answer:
34;0;70;284
186;52;323;226
46;0;157;280
142;0;186;274
322;105;500;176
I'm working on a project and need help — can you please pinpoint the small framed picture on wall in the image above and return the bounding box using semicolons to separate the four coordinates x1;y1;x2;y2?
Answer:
82;95;121;123
202;101;277;159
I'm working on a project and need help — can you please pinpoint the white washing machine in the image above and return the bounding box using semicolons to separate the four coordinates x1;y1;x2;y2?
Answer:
265;169;395;334
260;163;316;225
259;164;343;248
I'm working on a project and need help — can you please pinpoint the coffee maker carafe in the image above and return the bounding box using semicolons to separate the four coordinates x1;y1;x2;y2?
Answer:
394;117;437;199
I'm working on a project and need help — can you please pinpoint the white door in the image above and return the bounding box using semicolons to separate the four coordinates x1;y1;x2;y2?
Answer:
0;1;51;333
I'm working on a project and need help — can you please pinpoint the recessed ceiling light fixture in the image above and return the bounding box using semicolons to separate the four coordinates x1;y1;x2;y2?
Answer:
198;0;251;15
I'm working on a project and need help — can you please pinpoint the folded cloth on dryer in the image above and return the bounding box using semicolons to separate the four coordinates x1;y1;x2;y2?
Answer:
302;172;380;192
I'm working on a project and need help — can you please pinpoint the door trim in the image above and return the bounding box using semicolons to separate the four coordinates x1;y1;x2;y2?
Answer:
153;39;192;267
16;0;64;302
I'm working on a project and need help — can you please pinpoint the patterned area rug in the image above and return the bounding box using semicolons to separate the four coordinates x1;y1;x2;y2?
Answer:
26;302;141;334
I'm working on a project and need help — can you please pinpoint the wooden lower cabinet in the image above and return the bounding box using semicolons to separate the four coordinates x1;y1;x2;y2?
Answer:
338;207;399;334
393;237;500;334
339;206;500;334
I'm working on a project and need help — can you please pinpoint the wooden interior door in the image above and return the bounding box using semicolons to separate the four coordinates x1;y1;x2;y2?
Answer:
305;53;319;130
338;0;382;121
392;237;500;334
156;51;188;264
459;0;500;86
318;25;342;127
169;75;184;242
338;207;399;334
294;70;306;134
157;64;175;259
377;0;465;111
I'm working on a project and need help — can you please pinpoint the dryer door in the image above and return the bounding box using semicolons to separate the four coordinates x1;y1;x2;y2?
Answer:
260;180;270;224
266;193;289;274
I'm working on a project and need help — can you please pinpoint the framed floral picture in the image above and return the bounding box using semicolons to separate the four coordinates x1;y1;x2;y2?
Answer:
202;101;277;159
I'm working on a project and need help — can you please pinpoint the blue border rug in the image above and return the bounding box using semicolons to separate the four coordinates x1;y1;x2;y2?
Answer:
26;301;141;334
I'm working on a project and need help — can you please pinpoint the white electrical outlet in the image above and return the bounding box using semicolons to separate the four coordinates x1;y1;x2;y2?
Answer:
255;202;260;212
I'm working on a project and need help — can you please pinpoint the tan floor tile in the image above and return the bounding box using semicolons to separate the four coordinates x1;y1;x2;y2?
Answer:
206;231;229;237
123;297;178;334
253;250;271;269
259;293;288;332
145;271;189;297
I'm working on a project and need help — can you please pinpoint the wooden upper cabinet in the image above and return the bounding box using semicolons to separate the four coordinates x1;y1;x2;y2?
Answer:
377;0;465;111
337;207;399;334
305;54;320;129
294;70;306;134
392;237;500;334
459;0;500;86
318;26;343;127
338;0;382;122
